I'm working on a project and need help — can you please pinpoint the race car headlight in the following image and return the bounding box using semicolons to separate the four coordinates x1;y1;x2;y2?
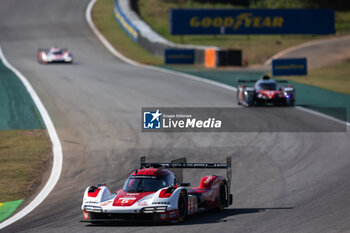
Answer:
155;206;167;213
141;206;167;213
142;207;155;213
83;205;102;212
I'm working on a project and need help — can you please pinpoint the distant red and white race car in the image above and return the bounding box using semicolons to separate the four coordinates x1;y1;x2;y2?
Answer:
237;75;295;107
37;47;73;64
81;156;233;223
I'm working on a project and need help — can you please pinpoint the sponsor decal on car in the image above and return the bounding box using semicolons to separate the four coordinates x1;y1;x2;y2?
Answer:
204;176;213;184
85;201;99;204
137;201;148;207
115;197;136;206
100;201;112;206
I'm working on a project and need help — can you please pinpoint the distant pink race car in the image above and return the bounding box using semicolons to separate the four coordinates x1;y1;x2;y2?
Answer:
38;47;73;64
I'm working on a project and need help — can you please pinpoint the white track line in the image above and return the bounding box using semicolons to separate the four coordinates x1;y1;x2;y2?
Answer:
0;47;63;229
295;106;350;127
86;0;349;127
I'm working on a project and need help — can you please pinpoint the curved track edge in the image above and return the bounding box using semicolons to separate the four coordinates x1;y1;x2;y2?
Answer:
0;47;63;230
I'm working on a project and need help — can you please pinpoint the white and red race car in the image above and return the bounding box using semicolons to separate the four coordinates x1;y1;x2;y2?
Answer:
237;75;295;107
37;47;73;64
81;157;233;223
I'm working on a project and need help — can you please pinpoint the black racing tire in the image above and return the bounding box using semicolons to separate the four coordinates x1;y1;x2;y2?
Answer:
177;190;187;222
218;183;226;211
290;100;295;107
247;98;254;107
246;92;255;107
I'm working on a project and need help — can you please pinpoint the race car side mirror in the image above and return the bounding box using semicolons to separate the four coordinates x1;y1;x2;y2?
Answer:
180;183;191;187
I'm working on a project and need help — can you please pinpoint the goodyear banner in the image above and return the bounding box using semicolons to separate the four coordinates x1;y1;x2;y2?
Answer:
164;49;195;64
272;58;307;76
170;9;334;35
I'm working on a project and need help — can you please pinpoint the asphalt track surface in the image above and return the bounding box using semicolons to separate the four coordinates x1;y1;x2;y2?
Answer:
276;35;350;69
0;1;349;232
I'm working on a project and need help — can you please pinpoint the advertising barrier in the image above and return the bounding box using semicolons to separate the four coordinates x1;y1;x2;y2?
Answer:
170;9;335;35
272;58;307;76
217;50;242;66
164;49;195;64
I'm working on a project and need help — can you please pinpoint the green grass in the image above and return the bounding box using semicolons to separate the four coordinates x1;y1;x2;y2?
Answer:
0;130;51;202
138;0;350;64
92;0;162;65
279;61;350;95
336;11;350;32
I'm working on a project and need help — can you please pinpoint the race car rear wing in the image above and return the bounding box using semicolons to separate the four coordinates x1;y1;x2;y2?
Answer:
140;156;232;191
237;79;257;83
38;48;50;52
237;79;290;83
276;80;289;83
237;79;291;88
38;48;69;52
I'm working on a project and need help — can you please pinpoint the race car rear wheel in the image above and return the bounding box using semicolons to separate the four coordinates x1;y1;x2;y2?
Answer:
177;190;187;222
218;183;226;211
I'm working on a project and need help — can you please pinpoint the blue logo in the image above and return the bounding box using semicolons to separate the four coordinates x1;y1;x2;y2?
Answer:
272;58;307;76
143;109;162;129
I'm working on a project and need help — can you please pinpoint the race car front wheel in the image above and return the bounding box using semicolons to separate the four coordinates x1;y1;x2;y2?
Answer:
177;190;187;222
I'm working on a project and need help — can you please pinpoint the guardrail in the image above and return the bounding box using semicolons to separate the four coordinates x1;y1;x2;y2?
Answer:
114;0;139;42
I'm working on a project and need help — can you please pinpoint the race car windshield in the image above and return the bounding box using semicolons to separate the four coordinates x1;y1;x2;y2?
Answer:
123;177;167;192
257;83;277;90
51;50;63;55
